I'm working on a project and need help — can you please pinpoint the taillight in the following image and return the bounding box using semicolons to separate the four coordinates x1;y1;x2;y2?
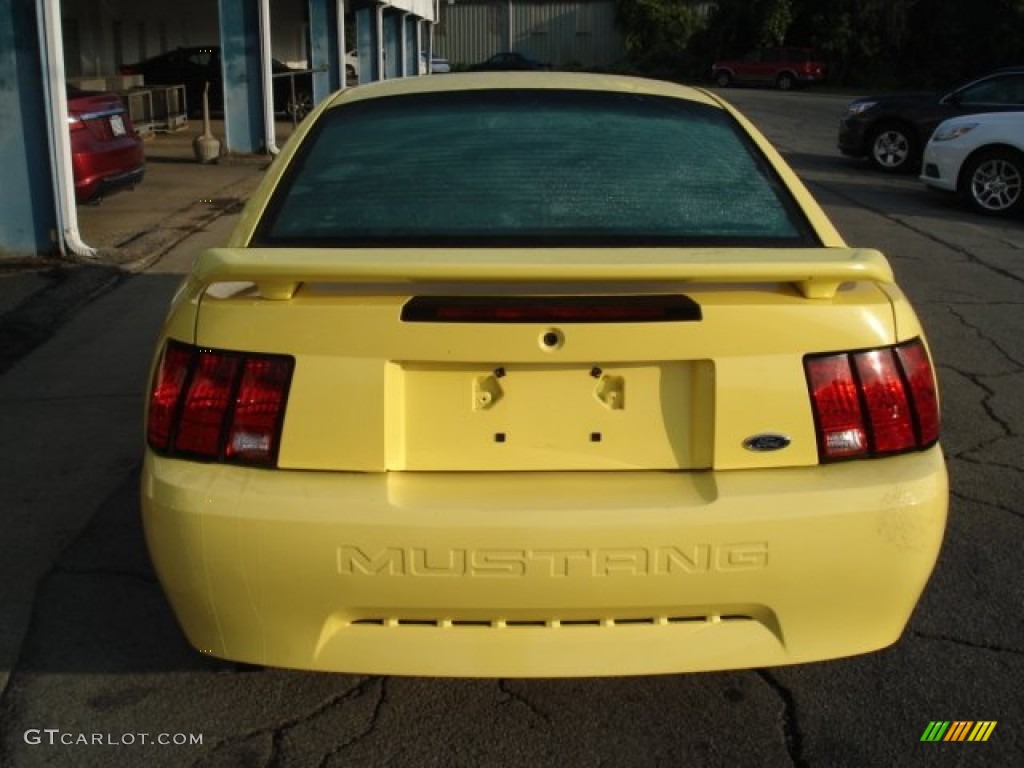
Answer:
147;343;193;451
805;338;939;462
146;341;294;466
67;115;86;132
899;343;941;444
226;357;294;463
174;351;242;456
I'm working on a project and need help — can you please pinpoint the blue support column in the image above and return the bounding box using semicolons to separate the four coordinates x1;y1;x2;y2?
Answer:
355;5;379;83
309;0;340;103
404;15;418;76
0;0;58;257
383;9;401;79
218;0;266;154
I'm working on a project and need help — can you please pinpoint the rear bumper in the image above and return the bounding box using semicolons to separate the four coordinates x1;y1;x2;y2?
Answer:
72;145;145;202
796;71;825;84
142;447;947;677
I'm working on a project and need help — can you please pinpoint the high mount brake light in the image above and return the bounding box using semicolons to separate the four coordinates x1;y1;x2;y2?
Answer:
401;295;702;323
805;338;940;462
146;341;294;466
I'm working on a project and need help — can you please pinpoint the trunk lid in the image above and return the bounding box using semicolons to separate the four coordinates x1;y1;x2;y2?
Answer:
67;90;129;142
188;246;903;472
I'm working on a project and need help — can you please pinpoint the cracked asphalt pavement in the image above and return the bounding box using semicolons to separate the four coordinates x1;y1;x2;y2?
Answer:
0;89;1021;767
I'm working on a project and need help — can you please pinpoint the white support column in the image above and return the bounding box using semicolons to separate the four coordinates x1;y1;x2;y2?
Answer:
376;5;385;80
259;0;280;154
338;0;347;87
36;0;95;259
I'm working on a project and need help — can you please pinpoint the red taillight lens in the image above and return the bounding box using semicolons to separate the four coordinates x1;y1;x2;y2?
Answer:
805;339;939;462
854;349;915;454
805;354;868;459
146;342;193;451
897;342;940;445
67;116;86;132
226;357;294;465
146;342;294;466
175;351;242;456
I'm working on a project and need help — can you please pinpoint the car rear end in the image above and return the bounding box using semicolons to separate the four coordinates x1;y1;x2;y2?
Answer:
67;87;145;202
142;74;947;678
786;48;825;85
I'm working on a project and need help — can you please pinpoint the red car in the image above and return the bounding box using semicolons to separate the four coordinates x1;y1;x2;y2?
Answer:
67;86;146;203
712;47;825;91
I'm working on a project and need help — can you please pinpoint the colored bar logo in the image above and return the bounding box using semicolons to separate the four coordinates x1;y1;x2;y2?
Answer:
921;721;997;742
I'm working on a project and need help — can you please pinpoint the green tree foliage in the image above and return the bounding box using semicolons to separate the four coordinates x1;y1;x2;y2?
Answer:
758;0;793;47
617;0;1024;88
614;0;707;78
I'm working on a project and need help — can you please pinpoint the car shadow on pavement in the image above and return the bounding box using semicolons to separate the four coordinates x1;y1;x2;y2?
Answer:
7;469;223;677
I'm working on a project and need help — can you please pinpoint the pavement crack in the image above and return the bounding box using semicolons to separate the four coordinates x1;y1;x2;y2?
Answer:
952;454;1024;477
314;676;388;768
497;679;551;721
950;489;1023;521
938;361;1016;459
946;305;1024;369
193;676;382;768
754;670;809;768
911;630;1024;656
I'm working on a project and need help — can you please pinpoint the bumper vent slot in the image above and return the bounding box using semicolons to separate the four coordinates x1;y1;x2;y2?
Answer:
349;614;753;629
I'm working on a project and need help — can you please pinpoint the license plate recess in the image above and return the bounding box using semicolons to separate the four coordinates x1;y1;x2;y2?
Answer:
399;362;711;470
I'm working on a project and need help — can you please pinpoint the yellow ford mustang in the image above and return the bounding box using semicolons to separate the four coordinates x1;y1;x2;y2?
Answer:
142;72;947;677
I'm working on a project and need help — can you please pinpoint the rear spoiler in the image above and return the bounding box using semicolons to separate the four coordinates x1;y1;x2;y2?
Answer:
193;247;894;301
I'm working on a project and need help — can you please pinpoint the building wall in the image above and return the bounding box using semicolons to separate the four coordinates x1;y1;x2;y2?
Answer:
434;0;625;70
60;0;310;77
59;0;626;78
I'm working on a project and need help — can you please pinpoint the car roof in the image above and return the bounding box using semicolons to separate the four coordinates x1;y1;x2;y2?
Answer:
941;110;1024;124
953;65;1024;86
324;71;723;110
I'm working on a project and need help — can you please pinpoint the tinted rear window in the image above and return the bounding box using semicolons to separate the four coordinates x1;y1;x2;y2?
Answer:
254;89;816;247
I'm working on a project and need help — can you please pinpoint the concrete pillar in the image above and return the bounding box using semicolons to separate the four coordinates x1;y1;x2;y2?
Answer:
0;0;58;258
383;9;401;80
403;14;418;76
309;0;341;103
217;0;266;154
355;5;380;84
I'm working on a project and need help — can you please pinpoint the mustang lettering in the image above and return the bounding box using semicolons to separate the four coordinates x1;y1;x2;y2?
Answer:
337;545;769;577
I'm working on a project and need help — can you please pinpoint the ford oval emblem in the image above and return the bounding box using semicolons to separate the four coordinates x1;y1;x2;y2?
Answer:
743;433;791;452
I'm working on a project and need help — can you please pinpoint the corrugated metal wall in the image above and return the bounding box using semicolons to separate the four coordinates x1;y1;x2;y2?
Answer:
433;1;625;70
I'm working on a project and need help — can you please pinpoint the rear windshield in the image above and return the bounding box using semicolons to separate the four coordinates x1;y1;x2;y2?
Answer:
254;89;816;247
